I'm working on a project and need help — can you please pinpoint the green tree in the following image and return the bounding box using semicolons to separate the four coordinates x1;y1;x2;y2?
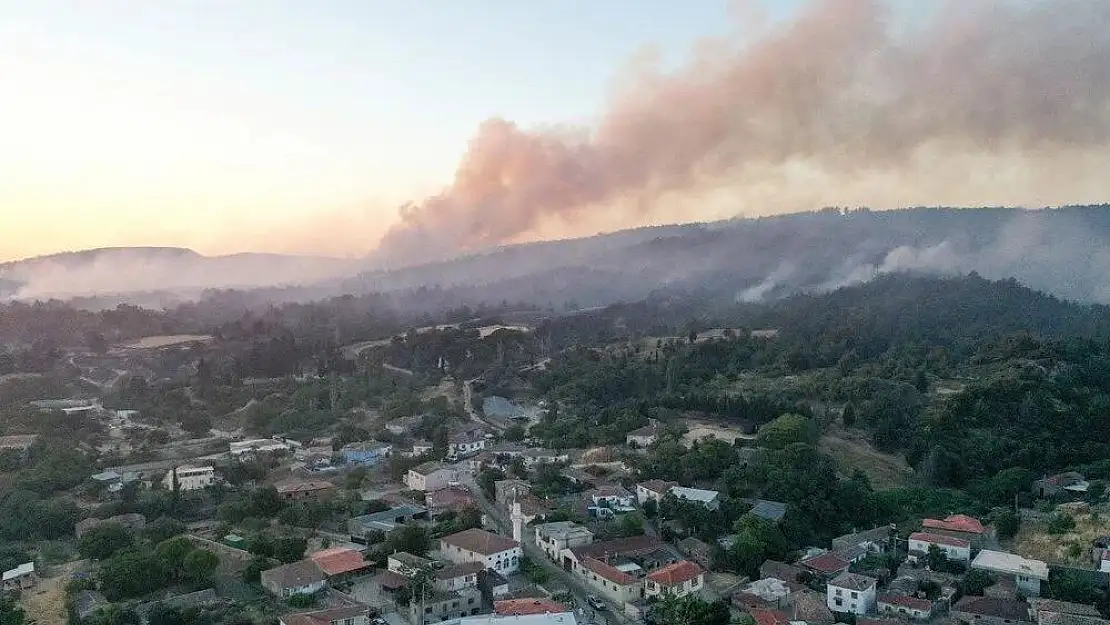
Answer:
388;524;431;557
0;594;25;625
617;513;645;537
756;414;819;450
1047;568;1099;604
154;536;195;571
842;403;856;427
182;549;219;585
146;603;184;625
242;555;271;583
963;569;994;596
1048;513;1077;535
272;537;307;564
503;424;526;441
643;498;658;519
98;549;171;600
991;508;1021;539
143;517;186;544
653;595;730;625
78;523;133;560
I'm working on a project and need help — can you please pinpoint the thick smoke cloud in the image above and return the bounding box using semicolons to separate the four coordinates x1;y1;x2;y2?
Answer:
376;0;1110;266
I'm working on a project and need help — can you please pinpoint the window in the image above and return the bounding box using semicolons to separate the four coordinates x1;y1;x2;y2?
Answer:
836;589;843;596
468;598;475;605
851;592;858;599
835;598;843;607
343;619;353;625
425;607;432;614
451;602;459;609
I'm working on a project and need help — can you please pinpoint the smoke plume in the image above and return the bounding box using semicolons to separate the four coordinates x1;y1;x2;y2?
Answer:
375;0;1110;266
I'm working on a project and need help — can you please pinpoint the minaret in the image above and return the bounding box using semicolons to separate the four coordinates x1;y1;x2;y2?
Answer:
511;491;524;543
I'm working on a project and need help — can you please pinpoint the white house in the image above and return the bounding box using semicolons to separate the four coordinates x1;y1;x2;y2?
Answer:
636;480;679;505
534;522;594;561
669;486;721;510
447;431;488;459
826;572;877;615
909;532;971;562
440;528;522;575
521;449;571;468
644;560;704;599
2;562;36;591
878;594;934;620
971;550;1049;597
405;462;463;491
434;562;484;593
161;466;215;491
588;486;636;510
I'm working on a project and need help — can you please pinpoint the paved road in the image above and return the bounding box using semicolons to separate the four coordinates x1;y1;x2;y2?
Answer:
460;476;634;625
463;378;507;433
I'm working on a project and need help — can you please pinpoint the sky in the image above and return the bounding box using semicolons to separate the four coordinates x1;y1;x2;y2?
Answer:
0;0;803;262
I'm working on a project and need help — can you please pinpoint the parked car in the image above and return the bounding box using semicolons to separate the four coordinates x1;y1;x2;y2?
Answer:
587;596;606;610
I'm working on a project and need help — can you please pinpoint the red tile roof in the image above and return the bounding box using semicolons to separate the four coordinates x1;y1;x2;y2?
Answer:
441;528;520;556
374;570;409;590
800;552;851;574
910;532;970;549
922;514;985;535
638;479;679;494
750;609;792;625
579;557;636;586
309;548;369;576
427;486;476;510
647;560;703;586
880;595;934;611
495;599;569;616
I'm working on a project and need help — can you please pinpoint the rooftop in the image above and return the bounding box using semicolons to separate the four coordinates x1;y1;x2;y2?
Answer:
971;550;1049;580
647;560;702;586
670;486;719;503
260;559;325;589
829;572;878;592
309;548;368;576
442;528;520;555
579;557;636;586
800;552;851;574
572;535;667;560
910;532;970;549
2;562;34;581
389;552;433;569
627;424;661;438
638;479;679;494
414;461;454;475
954;596;1032;621
749;499;787;522
1028;599;1102;618
922;514;986;535
450;614;578;625
436;562;485;579
281;606;372;625
495;599;569;616
534;521;594;542
749;609;792;625
879;594;933;611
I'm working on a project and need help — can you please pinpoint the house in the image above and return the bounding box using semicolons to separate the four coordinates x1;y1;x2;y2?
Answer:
260;560;327;598
826;572;878;615
923;514;991;547
748;609;793;625
971;550;1049;597
1034;473;1090;498
587;485;636;516
952;597;1034;625
626;423;662;447
636;480;679;505
669;486;721;510
495;598;569;616
909;532;971;562
74;513;146;539
2;562;36;591
1028;599;1104;624
427;487;479;515
230;438;294;459
279;605;374;625
406;462;463;492
878;594;934;620
409;588;484;625
734;578;800;611
480;569;511;598
440;528;522;574
90;470;141;493
792;590;837;624
447;430;488;459
749;500;787;524
309;547;370;580
644;560;704;599
832;526;894;554
349;504;429;540
760;560;807;584
388;552;433;577
438;616;578;625
162;466;215;491
277;480;336;503
801;552;852;578
521;449;571;468
534;522;594;563
435;562;484;593
341;441;393;465
677;537;715;570
436;562;483;593
576;557;642;604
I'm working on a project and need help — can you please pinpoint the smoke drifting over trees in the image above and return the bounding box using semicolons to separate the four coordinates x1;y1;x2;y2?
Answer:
375;0;1110;266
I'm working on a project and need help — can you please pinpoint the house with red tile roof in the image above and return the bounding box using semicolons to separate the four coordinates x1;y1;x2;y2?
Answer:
577;557;641;604
440;528;522;574
749;609;793;625
908;532;971;562
494;598;569;616
922;514;992;547
800;552;852;577
309;548;370;579
878;594;934;620
645;560;704;599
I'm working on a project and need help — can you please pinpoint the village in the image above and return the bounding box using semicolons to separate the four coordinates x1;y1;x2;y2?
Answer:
6;382;1110;625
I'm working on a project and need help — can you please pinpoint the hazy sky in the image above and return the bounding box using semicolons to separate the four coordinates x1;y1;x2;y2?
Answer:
1;0;806;261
